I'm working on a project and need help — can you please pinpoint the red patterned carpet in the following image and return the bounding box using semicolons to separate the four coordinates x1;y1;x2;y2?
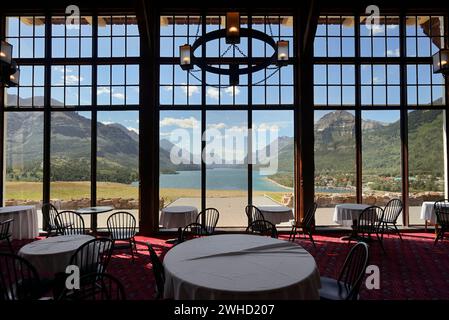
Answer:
8;232;449;300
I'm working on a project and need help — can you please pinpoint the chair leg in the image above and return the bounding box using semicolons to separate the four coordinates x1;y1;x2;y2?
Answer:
308;232;316;249
6;236;14;254
290;226;297;242
393;224;402;241
434;230;441;246
289;226;295;241
129;239;135;262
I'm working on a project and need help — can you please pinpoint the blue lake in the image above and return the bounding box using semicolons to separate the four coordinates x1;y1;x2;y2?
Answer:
159;168;292;192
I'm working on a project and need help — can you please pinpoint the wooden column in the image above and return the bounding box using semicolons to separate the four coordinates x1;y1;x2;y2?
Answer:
296;1;319;222
137;0;160;235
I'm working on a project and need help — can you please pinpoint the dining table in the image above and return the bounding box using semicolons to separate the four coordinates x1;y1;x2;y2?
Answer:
18;234;95;280
163;234;321;300
0;205;39;240
258;205;293;225
75;206;114;234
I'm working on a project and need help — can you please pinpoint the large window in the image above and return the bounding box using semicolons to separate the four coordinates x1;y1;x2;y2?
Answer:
159;15;295;228
2;14;140;231
314;14;447;226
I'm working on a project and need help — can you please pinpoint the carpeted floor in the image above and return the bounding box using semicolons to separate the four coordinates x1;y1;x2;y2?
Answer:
7;231;449;300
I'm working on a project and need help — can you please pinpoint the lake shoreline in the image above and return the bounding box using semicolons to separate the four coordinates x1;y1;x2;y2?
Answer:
264;177;293;191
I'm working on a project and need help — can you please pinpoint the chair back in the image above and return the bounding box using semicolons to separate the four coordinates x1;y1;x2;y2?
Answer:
302;202;317;228
146;243;165;299
41;203;59;231
383;199;402;223
0;253;42;300
107;211;137;240
356;206;384;236
338;242;369;300
196;208;219;235
434;199;449;227
246;219;278;238
245;205;265;226
55;211;86;235
0;219;13;240
69;238;113;276
180;223;209;243
59;273;125;300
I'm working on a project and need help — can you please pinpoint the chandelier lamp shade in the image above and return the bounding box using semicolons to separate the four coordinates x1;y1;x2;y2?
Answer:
0;39;20;87
178;12;290;86
433;48;449;78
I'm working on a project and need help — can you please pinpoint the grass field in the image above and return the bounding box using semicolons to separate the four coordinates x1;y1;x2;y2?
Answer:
5;181;287;204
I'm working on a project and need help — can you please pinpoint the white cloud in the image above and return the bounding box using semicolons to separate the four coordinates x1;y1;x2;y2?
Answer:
112;93;125;100
160;116;199;129
206;87;219;100
256;123;280;132
207;123;226;130
97;87;111;95
181;84;200;97
65;75;83;85
127;127;139;134
100;121;114;125
223;86;240;96
387;48;400;57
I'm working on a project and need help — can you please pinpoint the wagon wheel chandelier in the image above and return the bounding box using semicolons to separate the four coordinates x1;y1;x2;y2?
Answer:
179;12;290;87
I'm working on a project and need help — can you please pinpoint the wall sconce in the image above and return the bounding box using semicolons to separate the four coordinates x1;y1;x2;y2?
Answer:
180;44;193;70
433;48;449;77
8;61;20;86
0;40;13;64
277;40;289;66
226;12;240;44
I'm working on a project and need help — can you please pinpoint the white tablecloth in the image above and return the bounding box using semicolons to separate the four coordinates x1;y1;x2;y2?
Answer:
163;234;321;300
333;204;370;227
258;205;293;224
160;206;198;229
18;235;94;280
0;206;39;240
420;201;448;224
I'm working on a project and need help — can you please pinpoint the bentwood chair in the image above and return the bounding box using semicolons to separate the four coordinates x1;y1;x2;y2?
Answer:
348;206;385;253
41;203;60;237
55;210;86;235
196;208;220;235
58;273;126;301
69;238;113;277
380;199;403;241
246;219;278;238
178;208;220;243
146;243;165;299
245;205;265;226
0;219;14;254
0;253;45;300
319;242;369;300
107;211;137;262
434;199;449;246
289;202;317;248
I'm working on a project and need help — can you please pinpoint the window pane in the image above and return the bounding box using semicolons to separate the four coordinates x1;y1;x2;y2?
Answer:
315;110;356;226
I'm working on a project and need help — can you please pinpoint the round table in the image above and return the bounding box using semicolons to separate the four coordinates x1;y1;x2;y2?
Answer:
333;203;370;227
160;206;198;229
258;205;293;224
420;201;442;224
75;206;113;234
163;234;321;300
0;206;39;240
18;234;94;280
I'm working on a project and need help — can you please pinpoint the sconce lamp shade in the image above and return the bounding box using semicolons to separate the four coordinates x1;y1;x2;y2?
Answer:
433;48;449;76
226;12;240;44
0;40;13;64
277;40;289;66
8;61;20;86
180;44;193;70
